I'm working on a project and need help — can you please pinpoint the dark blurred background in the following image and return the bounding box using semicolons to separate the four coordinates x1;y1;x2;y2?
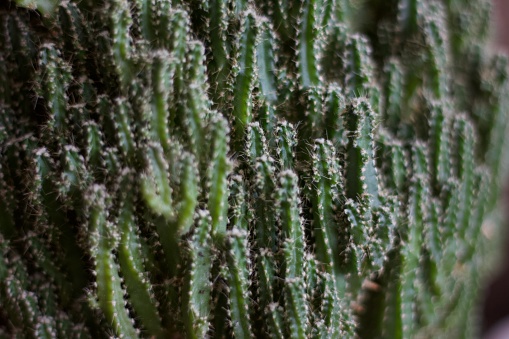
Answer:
482;1;509;337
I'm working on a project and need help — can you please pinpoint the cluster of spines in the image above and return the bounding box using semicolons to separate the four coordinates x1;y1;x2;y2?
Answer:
2;0;509;337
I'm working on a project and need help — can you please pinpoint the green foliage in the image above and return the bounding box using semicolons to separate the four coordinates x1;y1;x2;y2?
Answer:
2;0;509;337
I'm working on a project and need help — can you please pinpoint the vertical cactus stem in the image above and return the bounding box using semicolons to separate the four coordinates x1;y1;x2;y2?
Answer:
35;316;57;339
246;122;269;164
116;172;162;336
344;99;379;208
110;0;134;89
382;59;405;131
310;140;343;281
258;101;277;145
165;10;190;65
3;277;41;335
304;254;320;336
251;157;281;336
270;0;290;41
300;86;324;142
398;0;420;37
423;6;450;98
399;142;429;338
324;86;347;149
343;199;368;276
208;0;230;101
176;153;199;235
86;185;139;338
207;114;231;242
113;98;136;163
344;35;374;98
31;147;89;291
140;143;174;220
24;233;74;307
320;23;347;83
136;0;155;42
0;162;16;240
58;2;87;69
257;19;278;103
277;171;308;339
425;199;443;273
259;252;285;339
316;273;346;338
452;117;476;244
232;11;260;146
486;91;509;204
275;121;297;170
59;145;88;200
370;195;397;270
150;50;174;151
441;179;461;277
466;168;491;257
226;176;253;339
182;41;207;157
38;43;71;134
391;141;408;193
317;0;334;30
183;210;213;339
84;121;104;175
428;100;452;194
297;0;320;88
0;241;29;306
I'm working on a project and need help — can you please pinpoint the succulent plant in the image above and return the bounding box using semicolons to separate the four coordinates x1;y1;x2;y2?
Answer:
1;0;508;337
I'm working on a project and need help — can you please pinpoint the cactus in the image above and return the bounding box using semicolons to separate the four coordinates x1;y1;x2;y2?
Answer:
2;0;509;337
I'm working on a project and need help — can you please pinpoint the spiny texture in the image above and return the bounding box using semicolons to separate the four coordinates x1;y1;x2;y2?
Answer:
1;0;508;337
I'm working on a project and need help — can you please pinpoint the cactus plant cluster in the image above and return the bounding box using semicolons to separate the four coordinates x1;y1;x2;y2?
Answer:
1;0;509;337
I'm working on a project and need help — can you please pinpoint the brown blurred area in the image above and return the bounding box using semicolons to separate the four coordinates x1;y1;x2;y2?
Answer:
482;1;509;337
494;0;509;54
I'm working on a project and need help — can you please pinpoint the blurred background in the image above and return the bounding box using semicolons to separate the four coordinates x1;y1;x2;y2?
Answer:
482;1;509;338
494;0;509;54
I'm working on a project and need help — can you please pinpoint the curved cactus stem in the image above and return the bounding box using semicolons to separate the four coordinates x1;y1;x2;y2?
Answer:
181;41;208;157
86;185;139;338
182;210;213;339
116;173;163;336
141;143;174;220
150;50;175;151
